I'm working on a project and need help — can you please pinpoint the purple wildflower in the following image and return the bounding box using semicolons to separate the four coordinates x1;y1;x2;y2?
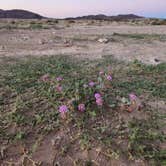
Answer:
106;75;112;81
58;105;68;113
96;98;103;106
129;93;137;101
78;104;85;112
89;81;95;87
94;93;103;106
99;71;104;75
56;76;63;82
94;93;102;99
56;85;63;92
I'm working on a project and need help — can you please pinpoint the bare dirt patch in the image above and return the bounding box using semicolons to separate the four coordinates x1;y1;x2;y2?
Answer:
0;20;166;64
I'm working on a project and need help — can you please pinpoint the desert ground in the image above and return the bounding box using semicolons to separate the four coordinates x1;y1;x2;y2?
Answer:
0;19;166;64
0;19;166;166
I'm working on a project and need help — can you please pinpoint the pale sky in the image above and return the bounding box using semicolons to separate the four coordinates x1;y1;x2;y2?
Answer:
1;0;166;18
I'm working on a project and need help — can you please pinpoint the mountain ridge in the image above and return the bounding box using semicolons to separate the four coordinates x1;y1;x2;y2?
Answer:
65;14;144;20
0;9;145;20
0;9;44;19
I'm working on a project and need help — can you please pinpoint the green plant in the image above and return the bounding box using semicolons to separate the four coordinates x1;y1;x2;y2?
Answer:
0;55;165;164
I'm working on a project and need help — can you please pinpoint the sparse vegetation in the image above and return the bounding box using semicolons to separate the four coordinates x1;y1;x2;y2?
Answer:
0;55;165;165
0;19;61;30
0;16;166;165
113;32;166;41
151;19;166;25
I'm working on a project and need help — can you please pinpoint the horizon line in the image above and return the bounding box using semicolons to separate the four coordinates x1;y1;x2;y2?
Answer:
0;8;165;19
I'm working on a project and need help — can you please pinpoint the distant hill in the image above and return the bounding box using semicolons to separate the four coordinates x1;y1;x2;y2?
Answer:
111;14;143;20
66;14;144;21
0;9;44;19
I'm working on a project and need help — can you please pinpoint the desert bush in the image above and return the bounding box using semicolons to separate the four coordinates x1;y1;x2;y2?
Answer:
68;20;75;23
30;23;43;29
151;19;166;25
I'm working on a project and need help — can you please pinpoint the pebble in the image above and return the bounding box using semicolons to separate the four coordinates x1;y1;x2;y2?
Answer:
98;38;109;43
0;45;5;51
38;39;45;45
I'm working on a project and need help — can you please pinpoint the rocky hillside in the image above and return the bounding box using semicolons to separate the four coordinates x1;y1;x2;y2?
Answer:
66;14;143;21
0;9;43;19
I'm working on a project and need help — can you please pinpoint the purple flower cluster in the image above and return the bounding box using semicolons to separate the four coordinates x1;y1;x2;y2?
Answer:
59;105;68;113
89;81;95;87
94;93;103;106
41;68;116;119
78;103;85;112
129;93;137;101
56;76;63;82
95;93;101;99
106;75;112;81
99;71;104;75
58;105;68;119
56;85;63;92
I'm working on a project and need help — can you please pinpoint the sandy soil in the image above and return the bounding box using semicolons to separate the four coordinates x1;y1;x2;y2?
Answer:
0;20;166;166
0;21;166;64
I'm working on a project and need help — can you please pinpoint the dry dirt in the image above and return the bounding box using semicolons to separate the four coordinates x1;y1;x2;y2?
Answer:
0;20;166;166
0;20;166;64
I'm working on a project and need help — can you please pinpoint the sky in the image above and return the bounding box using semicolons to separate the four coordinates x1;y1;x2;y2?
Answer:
0;0;166;18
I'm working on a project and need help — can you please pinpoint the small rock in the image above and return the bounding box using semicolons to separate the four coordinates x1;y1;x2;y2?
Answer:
109;38;116;42
0;146;7;159
51;139;56;146
98;38;109;43
38;39;46;45
0;45;5;51
22;36;29;41
54;162;60;166
63;39;73;47
154;58;160;63
64;39;72;44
